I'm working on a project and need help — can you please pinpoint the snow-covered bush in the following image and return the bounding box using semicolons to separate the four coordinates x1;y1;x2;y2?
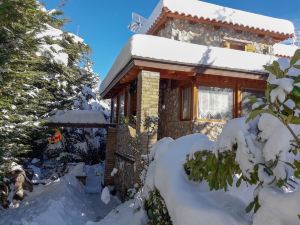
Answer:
184;50;300;216
144;189;172;225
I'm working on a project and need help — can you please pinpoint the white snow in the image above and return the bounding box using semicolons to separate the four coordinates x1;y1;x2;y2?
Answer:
46;110;108;125
68;32;84;43
139;0;294;35
0;164;121;225
100;34;276;95
253;188;300;225
101;187;111;205
86;200;147;225
110;168;118;177
36;24;63;41
37;44;69;66
145;134;253;225
273;43;299;57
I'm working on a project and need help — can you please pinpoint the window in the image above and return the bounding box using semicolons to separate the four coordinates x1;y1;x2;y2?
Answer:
181;87;192;120
119;94;125;123
198;86;233;120
112;96;118;123
241;89;264;116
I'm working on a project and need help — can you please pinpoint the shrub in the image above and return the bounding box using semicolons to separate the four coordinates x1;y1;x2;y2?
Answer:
144;189;172;225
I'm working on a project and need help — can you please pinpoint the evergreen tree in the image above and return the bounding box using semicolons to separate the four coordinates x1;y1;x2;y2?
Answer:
0;0;101;178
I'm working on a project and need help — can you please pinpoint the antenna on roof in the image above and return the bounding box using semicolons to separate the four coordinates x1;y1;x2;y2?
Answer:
128;12;147;33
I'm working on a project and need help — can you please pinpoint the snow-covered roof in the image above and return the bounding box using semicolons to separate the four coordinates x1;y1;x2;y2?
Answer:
273;43;299;58
46;110;108;125
139;0;294;37
100;34;277;95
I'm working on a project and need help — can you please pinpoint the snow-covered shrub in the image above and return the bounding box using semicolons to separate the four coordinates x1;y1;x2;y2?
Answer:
184;50;300;215
184;150;243;191
144;189;172;225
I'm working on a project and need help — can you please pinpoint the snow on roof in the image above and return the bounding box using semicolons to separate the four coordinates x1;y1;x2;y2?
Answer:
139;0;295;36
100;34;277;95
273;43;299;57
46;110;107;125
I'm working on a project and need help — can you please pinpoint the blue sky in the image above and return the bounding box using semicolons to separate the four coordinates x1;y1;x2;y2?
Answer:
42;0;300;80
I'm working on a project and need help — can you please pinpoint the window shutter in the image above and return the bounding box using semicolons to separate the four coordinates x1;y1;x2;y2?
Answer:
245;44;256;52
224;41;231;48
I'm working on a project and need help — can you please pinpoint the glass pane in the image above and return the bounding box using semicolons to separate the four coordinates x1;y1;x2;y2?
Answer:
119;94;125;122
112;97;118;123
241;89;264;116
181;87;191;120
198;86;233;120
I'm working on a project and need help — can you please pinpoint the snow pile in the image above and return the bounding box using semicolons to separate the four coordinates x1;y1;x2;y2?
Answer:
217;114;300;182
46;110;108;125
100;34;276;95
86;200;147;225
0;164;120;225
253;188;300;225
144;134;253;225
37;44;69;66
273;43;299;57
139;0;294;35
101;187;110;205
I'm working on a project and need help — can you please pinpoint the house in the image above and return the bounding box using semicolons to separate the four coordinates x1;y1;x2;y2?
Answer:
100;0;297;197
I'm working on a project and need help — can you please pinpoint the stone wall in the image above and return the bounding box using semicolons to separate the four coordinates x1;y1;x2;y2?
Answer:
159;82;224;140
136;70;160;151
157;19;276;54
104;127;117;186
112;125;142;198
105;70;161;199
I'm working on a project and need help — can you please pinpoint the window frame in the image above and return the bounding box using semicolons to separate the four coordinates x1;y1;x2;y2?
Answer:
197;84;235;122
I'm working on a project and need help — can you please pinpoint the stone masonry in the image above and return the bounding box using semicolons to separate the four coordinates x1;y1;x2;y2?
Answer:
104;70;161;199
159;82;224;140
136;70;160;151
157;19;277;55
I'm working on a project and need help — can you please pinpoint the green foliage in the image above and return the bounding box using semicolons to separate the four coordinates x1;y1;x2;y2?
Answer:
245;196;260;213
145;189;172;225
183;50;300;216
0;0;97;177
184;150;241;191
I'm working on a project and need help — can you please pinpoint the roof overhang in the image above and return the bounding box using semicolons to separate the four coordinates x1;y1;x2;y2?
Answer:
139;0;295;40
147;10;294;41
101;57;268;99
100;34;277;98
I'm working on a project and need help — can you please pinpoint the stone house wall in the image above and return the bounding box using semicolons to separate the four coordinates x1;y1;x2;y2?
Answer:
105;71;161;199
157;19;276;55
158;82;224;140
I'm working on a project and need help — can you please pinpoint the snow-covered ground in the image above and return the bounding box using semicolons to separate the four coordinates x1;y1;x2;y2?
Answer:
0;164;120;225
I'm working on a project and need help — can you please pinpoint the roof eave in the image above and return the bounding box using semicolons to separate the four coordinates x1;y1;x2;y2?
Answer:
146;9;294;41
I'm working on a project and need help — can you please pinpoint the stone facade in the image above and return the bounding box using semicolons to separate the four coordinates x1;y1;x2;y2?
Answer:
105;71;161;199
104;127;117;186
136;70;160;151
157;19;276;55
159;82;224;140
112;125;140;198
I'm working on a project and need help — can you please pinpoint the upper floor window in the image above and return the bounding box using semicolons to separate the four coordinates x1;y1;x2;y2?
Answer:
223;39;256;53
181;87;192;120
198;86;233;120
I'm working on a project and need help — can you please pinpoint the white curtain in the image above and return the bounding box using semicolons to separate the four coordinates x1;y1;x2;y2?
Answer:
198;86;233;120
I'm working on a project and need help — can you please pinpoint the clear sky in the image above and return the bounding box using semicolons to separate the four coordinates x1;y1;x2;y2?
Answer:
42;0;300;80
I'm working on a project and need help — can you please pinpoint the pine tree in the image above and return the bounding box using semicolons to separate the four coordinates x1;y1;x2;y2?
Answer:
0;0;101;178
